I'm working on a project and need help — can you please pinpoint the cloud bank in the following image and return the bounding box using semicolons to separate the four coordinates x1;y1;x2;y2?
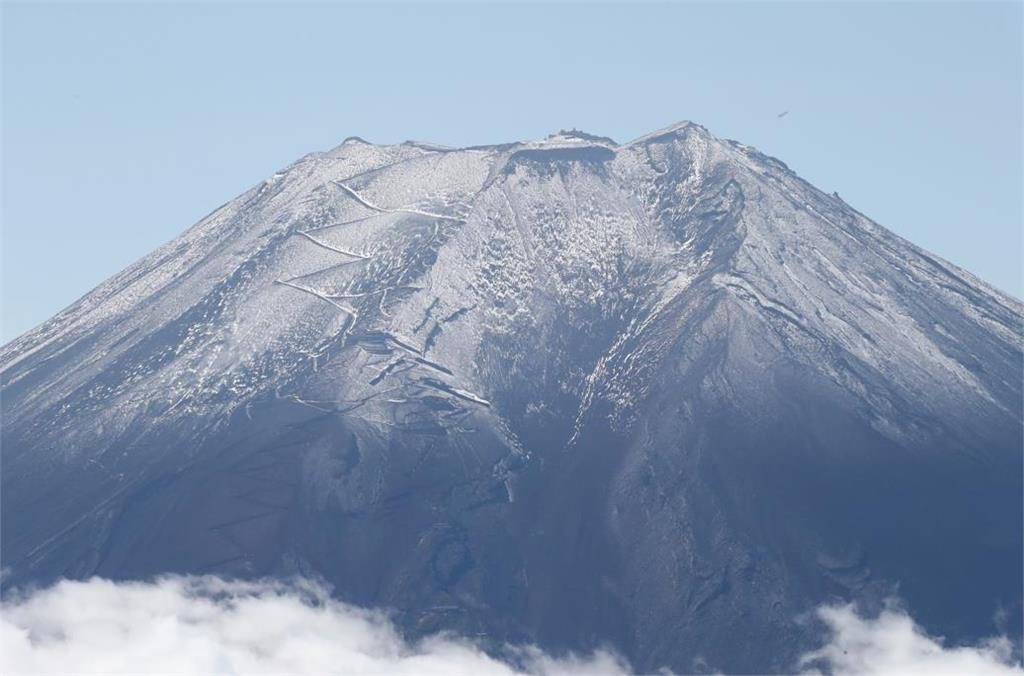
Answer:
0;576;627;675
800;601;1022;676
1;576;1020;675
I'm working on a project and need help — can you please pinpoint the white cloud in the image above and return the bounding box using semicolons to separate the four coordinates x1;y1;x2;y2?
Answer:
0;576;628;676
4;577;1021;676
800;601;1022;676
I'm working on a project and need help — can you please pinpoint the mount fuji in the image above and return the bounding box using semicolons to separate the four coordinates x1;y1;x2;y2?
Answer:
2;122;1020;672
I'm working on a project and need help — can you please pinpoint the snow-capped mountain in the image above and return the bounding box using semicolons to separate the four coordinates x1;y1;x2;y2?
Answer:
2;122;1020;672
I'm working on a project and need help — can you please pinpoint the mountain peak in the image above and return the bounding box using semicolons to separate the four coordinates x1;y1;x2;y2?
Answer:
624;119;712;145
325;121;713;156
2;119;1020;675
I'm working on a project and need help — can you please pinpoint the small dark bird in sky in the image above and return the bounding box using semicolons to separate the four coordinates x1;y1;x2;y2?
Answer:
777;110;789;118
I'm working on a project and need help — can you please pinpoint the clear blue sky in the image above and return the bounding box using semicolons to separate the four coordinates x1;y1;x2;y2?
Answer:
2;1;1021;342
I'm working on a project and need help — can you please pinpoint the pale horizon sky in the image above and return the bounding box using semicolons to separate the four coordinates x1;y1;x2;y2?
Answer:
2;1;1021;342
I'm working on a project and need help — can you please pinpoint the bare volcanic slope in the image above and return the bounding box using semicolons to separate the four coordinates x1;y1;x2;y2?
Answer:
2;122;1021;672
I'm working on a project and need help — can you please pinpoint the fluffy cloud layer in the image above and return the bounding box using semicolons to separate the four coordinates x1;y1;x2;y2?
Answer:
800;602;1022;676
1;576;1020;675
0;576;627;675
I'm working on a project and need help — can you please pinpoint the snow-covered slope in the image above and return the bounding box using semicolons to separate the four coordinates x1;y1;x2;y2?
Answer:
2;122;1020;672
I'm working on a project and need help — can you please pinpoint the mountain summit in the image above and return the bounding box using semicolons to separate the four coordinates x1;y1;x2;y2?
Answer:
2;122;1020;672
